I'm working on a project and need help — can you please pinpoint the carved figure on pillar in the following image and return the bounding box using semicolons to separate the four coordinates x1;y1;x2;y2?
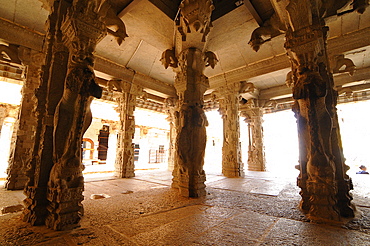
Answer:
283;2;357;221
164;97;179;173
213;81;246;177
162;0;216;197
6;47;45;190
240;99;266;172
46;0;105;230
175;48;209;197
109;79;145;178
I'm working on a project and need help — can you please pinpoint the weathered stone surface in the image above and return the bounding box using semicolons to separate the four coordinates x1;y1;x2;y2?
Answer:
45;0;106;230
163;0;217;197
110;80;145;178
241;99;266;172
1;204;24;214
6;48;44;191
277;0;356;222
213;81;246;177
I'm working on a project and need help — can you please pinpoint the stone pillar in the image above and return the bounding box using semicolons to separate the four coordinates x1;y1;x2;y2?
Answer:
112;81;144;178
22;0;71;227
174;48;209;197
240;100;266;172
44;0;106;230
6;48;44;190
214;82;244;177
164;97;178;172
283;0;355;221
161;0;217;197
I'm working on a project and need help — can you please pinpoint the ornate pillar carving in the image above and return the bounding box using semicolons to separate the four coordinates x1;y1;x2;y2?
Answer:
213;82;244;177
240;99;266;172
6;47;45;190
110;80;144;178
161;0;217;197
283;0;356;221
164;97;179;172
45;0;105;230
22;0;70;227
174;48;209;197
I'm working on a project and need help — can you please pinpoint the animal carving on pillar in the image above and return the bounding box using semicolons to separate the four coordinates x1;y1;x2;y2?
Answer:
248;13;287;52
177;0;215;42
331;54;356;75
160;48;178;69
97;0;128;45
46;0;105;230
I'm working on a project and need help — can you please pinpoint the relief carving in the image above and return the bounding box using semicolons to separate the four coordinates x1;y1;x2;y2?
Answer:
214;82;245;177
248;13;287;52
162;0;216;197
281;1;360;220
331;54;355;76
111;80;144;178
97;0;128;45
46;0;105;230
177;0;214;42
6;48;44;191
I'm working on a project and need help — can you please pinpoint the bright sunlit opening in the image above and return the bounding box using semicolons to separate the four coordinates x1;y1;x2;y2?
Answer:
0;81;22;105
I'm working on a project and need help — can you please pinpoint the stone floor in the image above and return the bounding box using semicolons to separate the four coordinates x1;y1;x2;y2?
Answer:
1;169;370;245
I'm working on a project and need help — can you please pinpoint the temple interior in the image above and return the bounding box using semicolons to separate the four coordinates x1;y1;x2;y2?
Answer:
1;0;370;245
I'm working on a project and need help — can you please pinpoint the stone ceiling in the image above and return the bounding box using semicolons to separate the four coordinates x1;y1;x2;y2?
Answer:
1;0;370;103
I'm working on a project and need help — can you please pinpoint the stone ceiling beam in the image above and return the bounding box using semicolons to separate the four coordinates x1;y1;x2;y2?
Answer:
1;17;370;100
0;17;44;52
259;66;370;100
209;26;370;87
243;0;263;26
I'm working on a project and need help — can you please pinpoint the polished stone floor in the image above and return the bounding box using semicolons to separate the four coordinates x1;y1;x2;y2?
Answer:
1;169;370;245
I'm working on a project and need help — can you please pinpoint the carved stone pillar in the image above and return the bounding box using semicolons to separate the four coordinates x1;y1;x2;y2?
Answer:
45;0;105;230
174;48;209;197
214;83;244;177
6;48;44;190
161;0;216;197
113;81;144;178
164;97;179;172
22;0;70;227
284;1;354;221
240;101;266;172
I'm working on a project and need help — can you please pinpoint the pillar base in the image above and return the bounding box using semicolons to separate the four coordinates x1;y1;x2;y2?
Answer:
45;186;84;230
5;174;29;190
178;171;206;197
115;169;135;178
22;186;48;226
222;167;244;178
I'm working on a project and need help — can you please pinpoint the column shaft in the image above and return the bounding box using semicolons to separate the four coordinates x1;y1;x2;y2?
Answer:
242;105;266;172
6;48;44;190
217;84;244;177
114;89;137;178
